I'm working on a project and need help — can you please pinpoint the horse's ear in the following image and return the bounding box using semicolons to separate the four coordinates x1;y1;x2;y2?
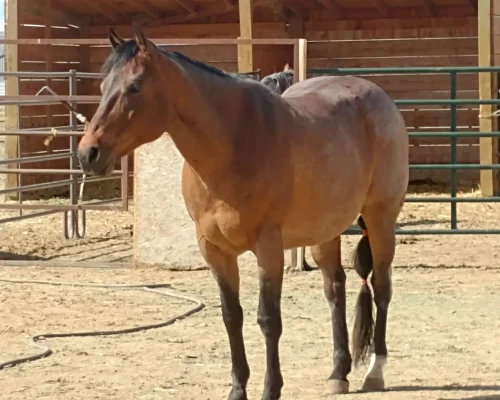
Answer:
108;28;124;50
133;22;150;54
283;63;292;72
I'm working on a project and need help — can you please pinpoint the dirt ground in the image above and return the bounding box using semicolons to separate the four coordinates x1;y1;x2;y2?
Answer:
1;187;500;400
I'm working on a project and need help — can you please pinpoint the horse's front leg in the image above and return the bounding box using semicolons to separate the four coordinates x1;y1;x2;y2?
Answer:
255;225;285;400
198;235;250;400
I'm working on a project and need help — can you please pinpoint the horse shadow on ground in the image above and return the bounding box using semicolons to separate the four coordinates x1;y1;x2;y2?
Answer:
0;251;48;261
0;235;132;263
385;384;500;400
443;396;500;400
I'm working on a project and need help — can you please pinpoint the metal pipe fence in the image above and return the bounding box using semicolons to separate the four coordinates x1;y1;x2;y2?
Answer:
309;66;500;235
0;70;131;238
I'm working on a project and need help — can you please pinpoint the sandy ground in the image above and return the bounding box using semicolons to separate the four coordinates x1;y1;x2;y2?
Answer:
1;188;500;400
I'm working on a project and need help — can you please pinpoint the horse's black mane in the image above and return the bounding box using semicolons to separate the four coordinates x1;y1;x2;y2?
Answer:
101;39;249;80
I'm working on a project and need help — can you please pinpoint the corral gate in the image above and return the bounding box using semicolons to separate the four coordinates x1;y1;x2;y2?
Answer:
309;66;500;235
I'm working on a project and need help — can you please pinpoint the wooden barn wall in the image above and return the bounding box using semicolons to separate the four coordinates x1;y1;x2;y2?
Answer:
13;12;482;196
305;16;479;186
88;22;290;84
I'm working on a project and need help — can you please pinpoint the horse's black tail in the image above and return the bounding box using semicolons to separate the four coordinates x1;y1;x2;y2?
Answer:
352;215;374;367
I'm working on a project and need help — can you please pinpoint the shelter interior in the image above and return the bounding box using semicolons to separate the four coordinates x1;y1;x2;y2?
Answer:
6;0;497;197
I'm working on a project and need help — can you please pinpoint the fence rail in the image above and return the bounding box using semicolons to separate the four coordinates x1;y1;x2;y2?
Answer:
309;66;500;235
0;69;130;238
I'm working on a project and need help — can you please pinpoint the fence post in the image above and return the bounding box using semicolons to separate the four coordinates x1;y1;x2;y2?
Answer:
64;69;86;239
478;0;500;196
450;72;458;230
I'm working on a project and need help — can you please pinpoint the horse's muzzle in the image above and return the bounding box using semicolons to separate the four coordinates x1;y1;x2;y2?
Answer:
77;143;114;176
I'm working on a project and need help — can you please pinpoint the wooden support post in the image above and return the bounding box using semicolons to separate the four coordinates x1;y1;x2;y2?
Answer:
79;17;92;119
44;0;53;128
237;0;253;73
290;38;308;271
5;0;19;199
286;12;303;39
478;0;499;196
297;39;307;82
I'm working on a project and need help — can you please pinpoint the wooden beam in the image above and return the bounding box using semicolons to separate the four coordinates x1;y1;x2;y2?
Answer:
21;0;80;26
478;0;499;196
286;11;304;38
79;17;92;119
297;39;307;82
159;3;233;24
238;0;253;73
283;2;306;19
370;0;390;18
174;0;198;14
5;0;19;199
421;0;436;17
134;1;164;20
317;0;344;19
469;0;478;12
44;0;53;128
79;0;122;23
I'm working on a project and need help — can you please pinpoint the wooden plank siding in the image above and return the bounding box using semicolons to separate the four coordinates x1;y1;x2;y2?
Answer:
305;16;480;185
11;5;482;193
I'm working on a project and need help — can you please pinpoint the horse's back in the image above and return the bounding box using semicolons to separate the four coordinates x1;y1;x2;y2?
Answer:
283;75;408;171
292;75;408;202
278;75;408;244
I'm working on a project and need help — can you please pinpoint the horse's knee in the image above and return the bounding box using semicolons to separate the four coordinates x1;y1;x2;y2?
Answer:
257;290;282;339
323;269;346;305
219;282;244;332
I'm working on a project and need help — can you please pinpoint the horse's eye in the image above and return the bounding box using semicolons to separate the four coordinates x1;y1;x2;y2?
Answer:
126;82;141;94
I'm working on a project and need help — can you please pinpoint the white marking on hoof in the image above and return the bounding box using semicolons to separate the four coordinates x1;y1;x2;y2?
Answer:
361;354;387;392
325;379;349;395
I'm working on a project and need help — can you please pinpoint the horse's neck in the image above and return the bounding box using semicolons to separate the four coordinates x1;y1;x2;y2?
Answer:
164;59;239;181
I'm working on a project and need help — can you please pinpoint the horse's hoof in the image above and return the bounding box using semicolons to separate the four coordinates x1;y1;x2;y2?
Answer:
325;379;349;394
228;387;247;400
360;377;385;392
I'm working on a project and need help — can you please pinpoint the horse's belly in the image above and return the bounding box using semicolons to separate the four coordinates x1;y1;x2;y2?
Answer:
281;154;368;248
281;192;364;249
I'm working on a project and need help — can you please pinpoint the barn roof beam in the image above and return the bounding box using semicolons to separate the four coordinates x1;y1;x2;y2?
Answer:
23;0;80;26
174;0;198;14
80;0;122;23
134;1;164;20
421;0;437;17
283;2;306;19
317;0;344;19
160;2;234;24
370;0;390;18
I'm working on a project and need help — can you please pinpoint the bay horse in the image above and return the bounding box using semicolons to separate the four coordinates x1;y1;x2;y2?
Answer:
260;64;316;272
77;26;409;400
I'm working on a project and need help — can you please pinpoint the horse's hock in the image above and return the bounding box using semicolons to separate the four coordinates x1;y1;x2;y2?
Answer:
134;134;289;269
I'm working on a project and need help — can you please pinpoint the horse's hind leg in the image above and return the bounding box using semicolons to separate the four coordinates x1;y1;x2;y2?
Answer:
302;247;316;271
311;237;351;394
355;204;401;392
198;234;250;400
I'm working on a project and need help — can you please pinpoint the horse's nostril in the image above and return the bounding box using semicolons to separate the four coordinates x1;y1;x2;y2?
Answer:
88;145;100;164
